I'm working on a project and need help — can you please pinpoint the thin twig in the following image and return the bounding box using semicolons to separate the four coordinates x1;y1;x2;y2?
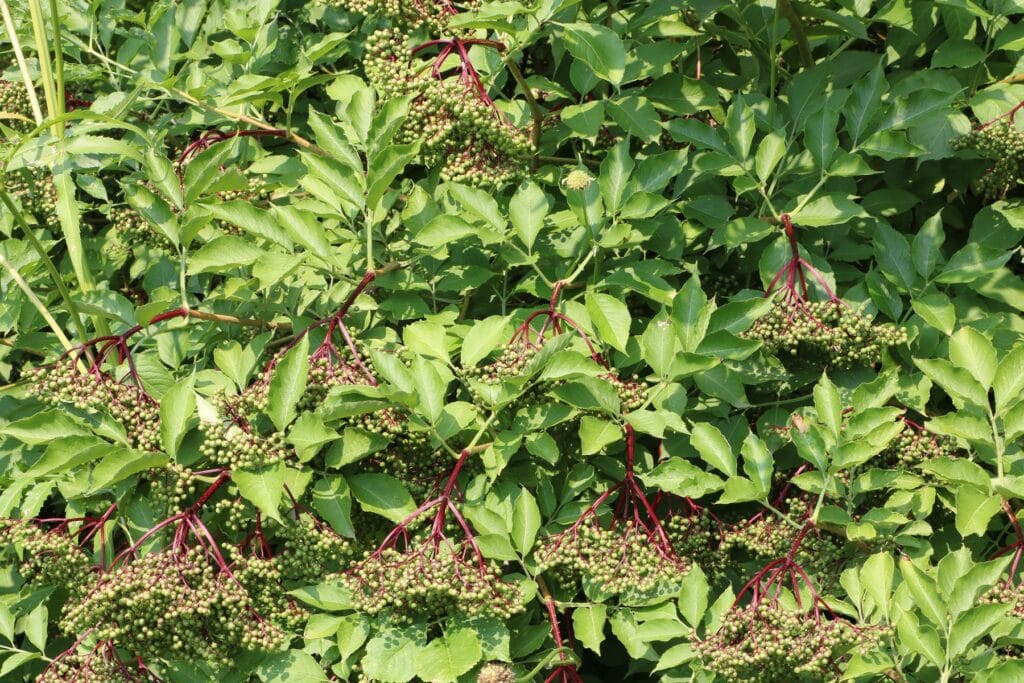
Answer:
0;250;73;351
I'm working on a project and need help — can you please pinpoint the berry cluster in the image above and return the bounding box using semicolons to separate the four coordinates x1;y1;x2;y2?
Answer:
276;514;357;582
329;0;481;36
665;505;727;579
198;421;291;469
463;344;647;412
879;419;958;469
109;205;168;249
60;547;290;665
537;522;690;600
723;500;845;581
363;28;532;185
151;463;199;512
695;601;886;682
0;79;33;135
0;520;92;596
39;640;160;683
952;118;1024;200
745;299;906;367
6;165;57;225
27;359;161;451
343;541;523;621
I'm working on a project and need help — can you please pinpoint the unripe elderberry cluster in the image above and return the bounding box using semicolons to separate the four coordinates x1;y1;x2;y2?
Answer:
363;28;532;186
0;520;92;597
61;547;292;665
27;361;161;451
952;118;1024;200
695;601;887;682
343;543;523;622
745;299;905;368
536;523;690;600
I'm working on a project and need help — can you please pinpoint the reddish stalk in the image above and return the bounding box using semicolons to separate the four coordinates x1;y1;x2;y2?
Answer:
542;592;583;683
762;215;846;332
977;101;1024;130
539;425;683;570
994;500;1024;587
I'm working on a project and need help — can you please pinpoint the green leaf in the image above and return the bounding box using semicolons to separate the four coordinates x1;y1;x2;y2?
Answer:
690;422;737;477
949;327;997;390
560;22;627;85
936;244;1012;284
312;476;354;538
860;552;894;619
233;463;286;523
899;557;947;626
639;457;725;498
947;603;1009;659
210;201;294;249
4;411;90;445
813;373;842;439
267;335;309;431
912;212;945;278
415;628;481;683
955;487;1001;537
125;182;179;247
579;415;622;455
256;650;328;682
873;223;915;291
363;628;423;683
159;376;195;458
23;604;46;652
599;139;634;216
573;604;607;654
461;316;510;368
741;433;773;493
586;292;631;353
509;181;548;251
189;236;264;274
914;358;988;408
672;277;711;353
608;96;662;142
755;131;786;181
409;357;446;424
790;194;865;227
511;488;541;554
348;473;417;523
994;345;1024;415
896;612;943;668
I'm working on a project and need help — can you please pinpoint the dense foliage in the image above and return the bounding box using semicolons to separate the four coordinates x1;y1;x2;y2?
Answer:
1;0;1024;681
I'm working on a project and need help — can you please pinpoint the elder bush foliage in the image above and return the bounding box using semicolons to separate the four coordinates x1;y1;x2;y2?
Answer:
2;0;1024;681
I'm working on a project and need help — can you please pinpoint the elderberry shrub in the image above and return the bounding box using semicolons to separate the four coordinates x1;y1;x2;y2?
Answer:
0;520;92;597
536;523;690;601
477;662;517;683
198;421;291;469
695;602;887;682
343;543;523;622
61;547;294;665
0;80;34;135
27;361;161;451
362;28;533;186
723;500;845;581
744;300;906;368
952;119;1024;200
